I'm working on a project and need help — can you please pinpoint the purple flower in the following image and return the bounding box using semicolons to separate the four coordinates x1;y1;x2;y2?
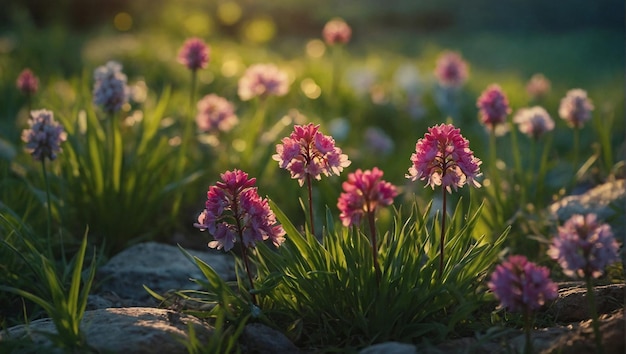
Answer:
513;106;554;140
273;123;351;186
476;84;511;132
194;169;285;251
558;89;594;129
526;73;551;100
177;37;210;71
488;255;558;313
21;109;67;161
92;61;129;114
337;168;397;227
548;214;620;279
322;18;352;45
16;68;39;95
406;123;482;193
434;51;469;89
238;63;289;101
196;94;238;133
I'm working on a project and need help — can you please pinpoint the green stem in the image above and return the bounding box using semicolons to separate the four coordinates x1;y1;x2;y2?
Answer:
509;120;525;205
573;127;580;174
306;174;315;236
537;133;552;207
586;275;604;354
331;45;341;101
234;198;257;306
367;208;381;286
41;159;54;257
489;130;501;205
523;309;533;354
439;187;447;280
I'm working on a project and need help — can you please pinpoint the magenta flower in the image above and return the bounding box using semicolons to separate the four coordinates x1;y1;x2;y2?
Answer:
337;168;397;227
178;37;210;71
21;109;67;161
273;123;351;186
558;89;594;129
322;18;352;45
488;255;558;313
434;51;469;88
196;94;238;133
476;84;511;131
513;106;554;140
406;123;482;193
548;214;619;279
194;169;285;252
238;63;289;101
16;68;39;95
92;61;129;114
526;73;551;100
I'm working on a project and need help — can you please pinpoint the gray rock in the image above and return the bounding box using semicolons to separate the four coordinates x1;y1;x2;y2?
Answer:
360;342;417;354
548;283;625;322
240;322;300;354
0;307;214;354
96;242;235;304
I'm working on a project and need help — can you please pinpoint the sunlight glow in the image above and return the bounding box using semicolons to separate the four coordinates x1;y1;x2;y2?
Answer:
184;14;213;36
114;12;133;32
300;78;321;99
218;1;242;25
306;39;326;58
244;17;276;43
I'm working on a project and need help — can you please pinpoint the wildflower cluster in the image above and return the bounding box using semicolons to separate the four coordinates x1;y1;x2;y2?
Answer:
476;84;511;131
196;94;239;133
337;167;397;227
92;61;129;113
558;89;594;128
322;18;352;45
177;37;210;71
238;63;289;101
434;51;469;88
16;68;39;95
21;109;67;161
513;106;554;139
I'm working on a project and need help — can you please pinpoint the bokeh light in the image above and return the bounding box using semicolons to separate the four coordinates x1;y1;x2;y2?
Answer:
114;12;133;32
244;17;276;43
218;1;242;25
306;39;326;58
300;78;321;99
183;13;214;36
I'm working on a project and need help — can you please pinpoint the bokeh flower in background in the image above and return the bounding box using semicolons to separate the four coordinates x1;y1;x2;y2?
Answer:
21;109;67;161
92;61;129;114
238;63;289;101
558;89;594;129
337;167;397;227
274;123;351;186
364;126;394;156
194;169;285;251
196;94;238;133
513;106;554;140
488;254;558;313
548;213;619;279
407;123;482;193
477;84;511;132
16;68;39;96
322;18;352;46
177;37;210;71
434;51;469;89
526;73;551;101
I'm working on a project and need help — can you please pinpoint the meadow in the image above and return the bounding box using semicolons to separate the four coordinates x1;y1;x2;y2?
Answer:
0;1;624;352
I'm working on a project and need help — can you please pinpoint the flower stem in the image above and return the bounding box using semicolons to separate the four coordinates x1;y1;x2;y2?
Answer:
306;174;315;236
234;200;258;306
489;130;501;204
41;159;54;257
523;309;534;354
367;209;381;286
509;120;525;205
439;187;447;279
585;275;604;354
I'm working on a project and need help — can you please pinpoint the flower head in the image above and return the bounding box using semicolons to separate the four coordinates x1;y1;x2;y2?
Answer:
406;123;482;193
548;214;620;279
16;68;39;95
526;73;551;100
434;51;469;88
322;18;352;45
194;169;285;251
513;106;554;140
92;61;129;113
488;255;558;313
558;89;594;129
476;84;511;131
178;37;210;71
21;109;67;161
196;94;238;133
273;123;351;186
238;63;289;101
337;168;397;227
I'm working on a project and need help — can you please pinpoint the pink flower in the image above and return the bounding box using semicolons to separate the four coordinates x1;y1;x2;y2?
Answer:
194;169;285;251
273;123;351;186
322;18;352;45
558;89;594;129
434;51;469;88
526;73;551;100
92;61;129;113
16;68;39;95
337;168;397;227
476;84;511;131
21;109;67;161
513;106;554;139
548;214;619;279
238;63;289;101
488;255;558;313
177;37;210;71
196;94;238;133
406;124;482;193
